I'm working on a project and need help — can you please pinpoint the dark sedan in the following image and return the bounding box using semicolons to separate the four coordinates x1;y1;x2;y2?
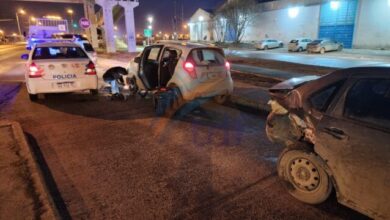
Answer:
266;67;390;220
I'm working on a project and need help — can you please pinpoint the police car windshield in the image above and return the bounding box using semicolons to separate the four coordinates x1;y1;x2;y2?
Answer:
32;46;89;60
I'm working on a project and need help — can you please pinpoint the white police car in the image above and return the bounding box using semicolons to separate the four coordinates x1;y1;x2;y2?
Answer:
21;42;98;101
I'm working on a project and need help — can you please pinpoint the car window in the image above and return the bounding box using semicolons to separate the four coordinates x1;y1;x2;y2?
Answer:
290;40;298;43
147;47;161;61
83;43;94;52
190;49;225;66
32;46;88;60
310;80;345;112
344;79;390;129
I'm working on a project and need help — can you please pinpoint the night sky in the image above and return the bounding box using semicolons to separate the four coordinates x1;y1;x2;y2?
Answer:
0;0;225;35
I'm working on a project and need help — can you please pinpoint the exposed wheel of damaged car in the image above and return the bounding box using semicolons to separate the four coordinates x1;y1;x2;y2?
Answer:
278;149;333;204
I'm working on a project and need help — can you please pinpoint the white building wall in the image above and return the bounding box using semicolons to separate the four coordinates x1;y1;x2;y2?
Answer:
354;0;390;49
243;5;321;44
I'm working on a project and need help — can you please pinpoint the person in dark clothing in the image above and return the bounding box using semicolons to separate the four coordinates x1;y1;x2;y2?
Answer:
103;67;128;100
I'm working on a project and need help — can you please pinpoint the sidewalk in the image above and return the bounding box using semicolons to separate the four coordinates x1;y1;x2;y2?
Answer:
0;121;58;219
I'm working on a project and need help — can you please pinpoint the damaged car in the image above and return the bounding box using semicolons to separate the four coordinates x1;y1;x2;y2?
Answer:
266;67;390;219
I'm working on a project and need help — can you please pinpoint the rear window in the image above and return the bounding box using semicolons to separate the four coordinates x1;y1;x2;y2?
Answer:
83;43;94;52
32;46;88;60
290;40;298;43
312;40;323;44
189;49;225;66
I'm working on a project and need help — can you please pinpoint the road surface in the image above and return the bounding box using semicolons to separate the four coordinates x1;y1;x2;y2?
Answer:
0;44;367;219
0;44;27;82
227;49;390;69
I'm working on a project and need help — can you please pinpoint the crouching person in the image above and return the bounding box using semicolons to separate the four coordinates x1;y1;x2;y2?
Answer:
103;67;128;101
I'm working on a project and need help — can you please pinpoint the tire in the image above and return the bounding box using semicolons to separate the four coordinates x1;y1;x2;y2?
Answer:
29;94;38;102
90;89;99;96
337;45;343;51
279;43;283;48
320;48;326;54
264;45;268;50
298;47;303;52
214;94;229;105
128;77;138;95
277;149;333;205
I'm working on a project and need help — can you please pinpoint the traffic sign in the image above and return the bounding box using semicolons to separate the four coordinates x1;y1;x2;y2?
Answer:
144;29;153;38
79;18;91;29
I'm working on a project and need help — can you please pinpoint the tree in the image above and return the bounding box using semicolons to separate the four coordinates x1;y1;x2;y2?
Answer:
217;0;257;44
212;15;228;43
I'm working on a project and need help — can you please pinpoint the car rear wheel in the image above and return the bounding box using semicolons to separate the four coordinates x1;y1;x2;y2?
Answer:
278;149;332;204
337;45;343;51
279;43;283;48
264;46;268;50
320;48;326;54
298;47;303;52
214;94;229;105
29;94;38;102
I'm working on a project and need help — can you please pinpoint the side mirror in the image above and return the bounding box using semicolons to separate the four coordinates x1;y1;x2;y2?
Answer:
21;54;29;60
26;46;32;50
134;56;141;64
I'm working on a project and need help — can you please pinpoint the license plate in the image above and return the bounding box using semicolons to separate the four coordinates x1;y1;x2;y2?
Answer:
208;72;224;79
57;82;75;88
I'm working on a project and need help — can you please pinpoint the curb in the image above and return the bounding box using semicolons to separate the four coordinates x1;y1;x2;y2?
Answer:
0;120;60;220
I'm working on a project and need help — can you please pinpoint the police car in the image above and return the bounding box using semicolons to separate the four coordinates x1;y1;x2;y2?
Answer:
21;42;98;101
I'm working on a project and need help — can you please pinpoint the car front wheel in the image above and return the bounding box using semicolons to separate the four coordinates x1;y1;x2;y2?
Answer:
277;149;333;204
320;48;326;54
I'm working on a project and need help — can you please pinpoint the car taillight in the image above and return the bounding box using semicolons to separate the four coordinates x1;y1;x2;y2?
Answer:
225;61;231;71
183;62;197;79
85;61;96;75
28;62;43;78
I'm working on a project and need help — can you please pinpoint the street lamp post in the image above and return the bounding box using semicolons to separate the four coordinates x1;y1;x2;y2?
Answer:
15;9;26;37
67;9;74;33
147;16;153;45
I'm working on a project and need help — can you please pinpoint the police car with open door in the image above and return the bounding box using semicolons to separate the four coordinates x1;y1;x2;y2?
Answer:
21;42;98;101
125;41;234;116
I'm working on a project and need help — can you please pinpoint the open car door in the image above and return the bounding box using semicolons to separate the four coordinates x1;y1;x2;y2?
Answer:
138;45;163;90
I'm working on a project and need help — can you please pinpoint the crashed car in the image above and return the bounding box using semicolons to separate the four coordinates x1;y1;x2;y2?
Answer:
266;67;390;219
125;41;234;116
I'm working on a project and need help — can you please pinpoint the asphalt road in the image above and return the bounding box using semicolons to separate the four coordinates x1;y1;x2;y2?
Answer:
0;44;368;219
227;49;390;69
0;44;26;82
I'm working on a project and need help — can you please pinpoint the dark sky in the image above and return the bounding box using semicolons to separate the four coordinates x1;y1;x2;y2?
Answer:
0;0;225;35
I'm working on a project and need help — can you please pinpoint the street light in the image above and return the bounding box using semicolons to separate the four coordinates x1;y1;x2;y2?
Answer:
288;7;299;18
147;16;153;24
330;1;340;10
16;9;26;36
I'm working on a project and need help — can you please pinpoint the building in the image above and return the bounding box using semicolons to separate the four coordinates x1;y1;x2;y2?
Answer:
188;8;214;41
189;0;390;49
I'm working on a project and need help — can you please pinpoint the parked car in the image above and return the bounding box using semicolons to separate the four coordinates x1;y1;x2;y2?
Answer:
125;41;234;116
288;38;312;52
307;39;343;54
266;67;390;220
255;39;283;50
21;42;98;101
